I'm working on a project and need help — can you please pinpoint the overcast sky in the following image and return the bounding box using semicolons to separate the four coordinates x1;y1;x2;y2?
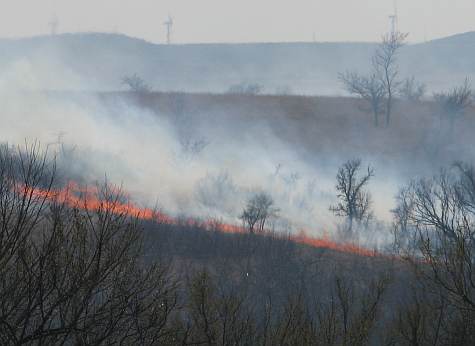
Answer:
0;0;473;44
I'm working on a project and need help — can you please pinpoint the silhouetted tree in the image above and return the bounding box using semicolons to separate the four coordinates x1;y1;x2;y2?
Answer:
240;192;278;233
399;76;426;102
122;73;152;93
340;32;406;127
374;32;407;127
227;83;263;95
0;144;178;345
330;159;374;235
434;78;472;133
339;72;386;127
183;270;256;345
394;163;475;344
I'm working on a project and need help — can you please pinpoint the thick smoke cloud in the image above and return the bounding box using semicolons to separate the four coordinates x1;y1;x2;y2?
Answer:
3;49;471;249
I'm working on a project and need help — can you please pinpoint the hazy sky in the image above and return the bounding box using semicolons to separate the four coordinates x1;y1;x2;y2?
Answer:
0;0;473;44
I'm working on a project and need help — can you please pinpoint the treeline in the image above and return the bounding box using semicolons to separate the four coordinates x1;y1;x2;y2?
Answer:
1;144;475;345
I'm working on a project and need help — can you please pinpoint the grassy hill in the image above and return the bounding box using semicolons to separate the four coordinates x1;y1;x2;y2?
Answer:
1;32;475;94
98;91;475;170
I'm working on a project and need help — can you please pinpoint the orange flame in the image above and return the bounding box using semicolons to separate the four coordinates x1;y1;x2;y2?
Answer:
292;231;378;257
22;181;379;257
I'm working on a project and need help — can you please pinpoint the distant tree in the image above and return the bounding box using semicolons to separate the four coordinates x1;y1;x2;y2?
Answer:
227;83;263;95
399;76;426;102
240;192;278;233
179;137;210;161
330;159;374;235
339;72;386;127
340;32;407;127
373;32;408;127
195;171;237;214
434;78;472;133
122;73;152;93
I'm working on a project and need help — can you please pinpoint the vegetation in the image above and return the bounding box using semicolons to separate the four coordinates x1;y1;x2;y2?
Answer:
227;83;263;95
2;143;475;344
240;192;278;233
340;32;407;127
399;76;426;102
122;73;152;93
330;159;374;236
339;72;386;127
434;78;473;133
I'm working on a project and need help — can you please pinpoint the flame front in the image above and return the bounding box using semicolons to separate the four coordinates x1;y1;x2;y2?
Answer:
22;181;378;257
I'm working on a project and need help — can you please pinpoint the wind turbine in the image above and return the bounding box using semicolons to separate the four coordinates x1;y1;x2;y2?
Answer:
164;15;173;44
48;15;59;36
388;0;398;36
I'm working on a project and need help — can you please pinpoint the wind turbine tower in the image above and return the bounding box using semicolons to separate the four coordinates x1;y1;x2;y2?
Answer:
164;15;173;44
388;0;398;36
49;15;59;36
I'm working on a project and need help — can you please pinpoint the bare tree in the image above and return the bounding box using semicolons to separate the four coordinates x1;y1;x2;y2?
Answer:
434;78;472;133
182;270;256;345
399;76;426;102
227;83;263;95
340;32;406;127
330;159;374;235
339;72;386;127
387;286;443;346
393;164;475;344
269;274;389;346
373;32;408;127
195;172;237;215
122;73;152;93
240;192;278;233
0;144;178;345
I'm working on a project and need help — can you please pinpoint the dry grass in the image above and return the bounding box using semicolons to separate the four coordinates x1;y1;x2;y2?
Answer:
99;91;475;167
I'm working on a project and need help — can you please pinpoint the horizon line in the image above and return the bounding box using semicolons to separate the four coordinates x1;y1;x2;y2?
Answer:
1;30;472;46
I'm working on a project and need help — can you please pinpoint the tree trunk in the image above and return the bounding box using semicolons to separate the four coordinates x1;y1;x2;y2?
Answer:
385;94;392;127
348;216;353;237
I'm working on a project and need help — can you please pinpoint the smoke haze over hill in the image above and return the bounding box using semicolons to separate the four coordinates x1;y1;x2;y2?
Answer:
1;32;475;95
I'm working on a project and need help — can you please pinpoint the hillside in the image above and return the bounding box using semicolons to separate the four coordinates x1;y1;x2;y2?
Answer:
97;91;475;168
27;90;474;227
1;32;474;94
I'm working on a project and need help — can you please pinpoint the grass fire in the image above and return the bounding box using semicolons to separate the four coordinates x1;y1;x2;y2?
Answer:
2;1;475;344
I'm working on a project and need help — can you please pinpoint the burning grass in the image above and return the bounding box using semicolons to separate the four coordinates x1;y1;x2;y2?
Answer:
23;180;380;258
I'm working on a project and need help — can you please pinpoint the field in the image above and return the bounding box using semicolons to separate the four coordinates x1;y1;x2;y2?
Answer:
2;30;475;345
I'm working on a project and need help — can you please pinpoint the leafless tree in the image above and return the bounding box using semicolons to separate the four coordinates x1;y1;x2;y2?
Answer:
195;171;237;215
340;32;406;127
339;72;386;127
268;274;389;346
434;78;472;133
182;270;256;345
333;275;389;346
122;73;152;93
0;144;178;345
373;32;408;127
240;192;278;233
393;163;475;343
330;159;374;235
399;76;426;102
227;83;263;95
386;285;444;346
180;137;210;160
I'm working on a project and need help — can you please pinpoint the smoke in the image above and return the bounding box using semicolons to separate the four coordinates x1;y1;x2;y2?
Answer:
1;72;331;233
2;44;473;250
